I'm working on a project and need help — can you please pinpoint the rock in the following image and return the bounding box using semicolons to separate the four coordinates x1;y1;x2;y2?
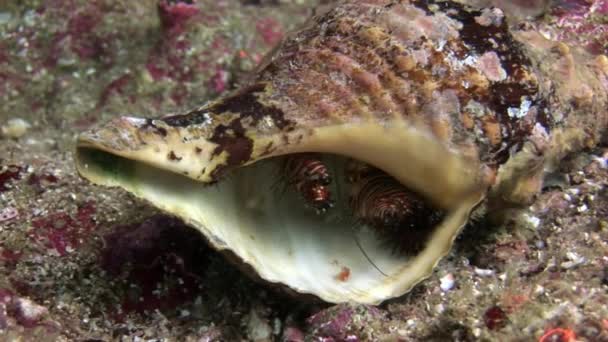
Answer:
9;297;48;328
1;118;31;139
246;306;272;342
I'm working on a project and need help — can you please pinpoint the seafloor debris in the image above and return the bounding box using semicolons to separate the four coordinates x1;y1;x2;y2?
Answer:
306;303;389;341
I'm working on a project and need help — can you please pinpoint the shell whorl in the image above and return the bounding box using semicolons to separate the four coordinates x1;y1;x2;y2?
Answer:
159;0;543;165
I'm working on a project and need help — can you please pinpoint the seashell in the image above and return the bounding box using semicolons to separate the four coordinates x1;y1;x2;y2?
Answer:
74;0;608;304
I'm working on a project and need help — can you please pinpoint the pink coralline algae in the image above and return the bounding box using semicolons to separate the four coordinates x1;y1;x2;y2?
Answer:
101;215;209;316
29;201;97;257
256;18;284;46
97;73;134;108
146;1;202;84
549;0;608;54
158;0;200;34
44;1;114;66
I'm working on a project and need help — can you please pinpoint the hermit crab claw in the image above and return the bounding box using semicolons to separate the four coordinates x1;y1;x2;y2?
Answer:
75;0;570;304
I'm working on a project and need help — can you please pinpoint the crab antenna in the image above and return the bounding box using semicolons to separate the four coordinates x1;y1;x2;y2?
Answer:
352;228;388;277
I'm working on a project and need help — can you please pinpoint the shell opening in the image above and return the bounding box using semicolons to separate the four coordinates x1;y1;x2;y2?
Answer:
76;143;483;304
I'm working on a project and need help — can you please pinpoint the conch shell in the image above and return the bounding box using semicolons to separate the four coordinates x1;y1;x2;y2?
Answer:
75;0;608;304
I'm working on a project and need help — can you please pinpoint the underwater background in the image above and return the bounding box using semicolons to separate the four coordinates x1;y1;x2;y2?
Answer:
1;0;608;340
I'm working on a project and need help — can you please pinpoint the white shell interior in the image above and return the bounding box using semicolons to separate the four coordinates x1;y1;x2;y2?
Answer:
77;149;480;304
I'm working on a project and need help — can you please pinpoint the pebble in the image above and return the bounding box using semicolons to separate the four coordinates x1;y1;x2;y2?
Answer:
522;213;541;229
0;207;18;222
474;267;495;277
561;251;586;269
439;273;455;291
1;118;31;138
246;307;272;342
592;155;607;168
12;297;48;326
282;326;304;342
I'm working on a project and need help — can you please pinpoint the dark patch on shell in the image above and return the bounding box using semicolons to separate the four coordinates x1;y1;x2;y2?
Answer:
207;83;294;131
161;83;295;132
208;118;254;179
203;83;297;179
142;118;168;137
161;111;210;127
168;151;182;161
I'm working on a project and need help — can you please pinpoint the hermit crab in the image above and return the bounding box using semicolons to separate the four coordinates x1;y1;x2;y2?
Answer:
75;0;608;304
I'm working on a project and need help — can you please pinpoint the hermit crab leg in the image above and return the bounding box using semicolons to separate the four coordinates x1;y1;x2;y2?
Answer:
281;153;334;213
347;160;445;255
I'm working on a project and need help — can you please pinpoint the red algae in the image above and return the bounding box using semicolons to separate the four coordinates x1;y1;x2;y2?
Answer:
97;73;134;108
483;305;508;330
256;17;283;46
146;0;200;83
0;246;22;270
43;1;113;65
26;172;59;193
101;215;208;317
29;202;97;257
0;288;13;330
210;68;229;94
66;5;105;59
158;0;200;34
0;165;23;193
282;326;305;342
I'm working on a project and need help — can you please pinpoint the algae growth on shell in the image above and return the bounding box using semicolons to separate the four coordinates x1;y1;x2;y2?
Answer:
75;0;608;304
